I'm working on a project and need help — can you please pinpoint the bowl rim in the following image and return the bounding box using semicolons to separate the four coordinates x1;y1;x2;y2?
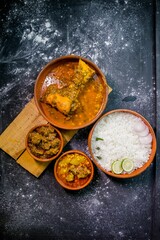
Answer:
54;149;94;190
25;123;64;162
88;109;157;178
34;54;109;130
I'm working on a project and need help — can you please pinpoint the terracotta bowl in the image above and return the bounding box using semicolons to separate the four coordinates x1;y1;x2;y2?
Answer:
54;150;94;190
88;109;157;178
34;55;109;130
26;124;64;162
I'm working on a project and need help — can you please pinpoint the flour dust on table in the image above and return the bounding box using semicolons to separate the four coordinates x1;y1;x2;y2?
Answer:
0;0;156;240
0;0;155;125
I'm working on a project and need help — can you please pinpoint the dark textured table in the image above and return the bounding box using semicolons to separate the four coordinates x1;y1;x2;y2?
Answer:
0;0;160;239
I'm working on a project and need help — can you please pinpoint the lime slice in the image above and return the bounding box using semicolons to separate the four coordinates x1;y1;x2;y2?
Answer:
111;160;123;174
122;158;134;173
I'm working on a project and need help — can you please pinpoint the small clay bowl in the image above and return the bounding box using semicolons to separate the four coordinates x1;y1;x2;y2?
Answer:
54;150;94;190
26;124;64;162
88;109;157;178
34;55;109;130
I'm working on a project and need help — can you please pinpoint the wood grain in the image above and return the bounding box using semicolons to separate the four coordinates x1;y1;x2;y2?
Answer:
0;98;78;177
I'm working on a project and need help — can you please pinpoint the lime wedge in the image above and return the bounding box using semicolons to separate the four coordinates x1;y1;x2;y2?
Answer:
122;158;134;173
111;160;123;174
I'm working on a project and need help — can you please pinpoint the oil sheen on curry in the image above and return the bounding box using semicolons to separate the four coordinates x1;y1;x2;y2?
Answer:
40;59;105;128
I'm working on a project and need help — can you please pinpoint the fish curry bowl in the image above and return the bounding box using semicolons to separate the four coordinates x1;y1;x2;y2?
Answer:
34;55;109;130
26;124;64;162
88;109;157;178
54;150;94;190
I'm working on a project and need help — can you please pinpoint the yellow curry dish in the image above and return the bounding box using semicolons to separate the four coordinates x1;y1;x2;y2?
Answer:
41;59;96;116
34;56;109;129
54;150;94;190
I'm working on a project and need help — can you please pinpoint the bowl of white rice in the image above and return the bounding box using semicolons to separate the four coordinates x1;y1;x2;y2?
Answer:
88;109;157;178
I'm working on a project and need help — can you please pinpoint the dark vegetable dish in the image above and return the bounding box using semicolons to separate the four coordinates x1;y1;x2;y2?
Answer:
27;125;61;159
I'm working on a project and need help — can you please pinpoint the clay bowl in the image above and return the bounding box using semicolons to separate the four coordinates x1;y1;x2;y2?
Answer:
26;124;64;162
34;55;109;130
54;150;94;190
88;109;157;178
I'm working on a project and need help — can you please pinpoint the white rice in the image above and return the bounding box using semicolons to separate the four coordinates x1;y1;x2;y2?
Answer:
91;112;152;171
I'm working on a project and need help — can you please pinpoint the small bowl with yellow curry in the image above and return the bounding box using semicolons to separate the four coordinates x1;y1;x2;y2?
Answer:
26;124;64;162
34;55;110;130
54;150;94;190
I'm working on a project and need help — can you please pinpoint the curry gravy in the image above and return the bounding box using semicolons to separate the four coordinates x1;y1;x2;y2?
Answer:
40;61;105;128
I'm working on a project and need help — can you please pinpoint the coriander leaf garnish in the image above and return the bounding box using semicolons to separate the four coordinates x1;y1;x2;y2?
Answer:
96;156;102;160
96;147;100;150
96;137;104;141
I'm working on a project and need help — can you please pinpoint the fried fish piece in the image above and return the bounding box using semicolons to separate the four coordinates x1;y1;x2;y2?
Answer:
73;59;96;87
41;59;95;116
45;92;73;115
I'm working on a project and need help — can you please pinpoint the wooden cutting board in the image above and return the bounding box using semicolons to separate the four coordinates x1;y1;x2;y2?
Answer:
0;98;77;177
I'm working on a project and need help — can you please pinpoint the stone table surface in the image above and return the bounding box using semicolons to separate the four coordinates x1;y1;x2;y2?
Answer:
0;0;160;239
